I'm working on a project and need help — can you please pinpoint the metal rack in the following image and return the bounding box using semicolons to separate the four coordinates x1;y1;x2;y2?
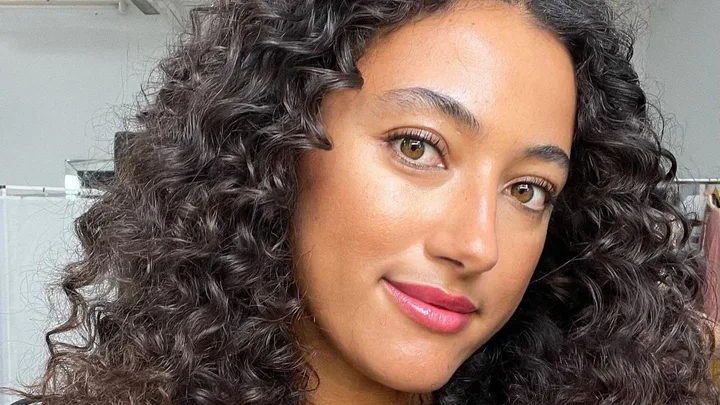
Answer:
0;185;101;199
674;178;720;184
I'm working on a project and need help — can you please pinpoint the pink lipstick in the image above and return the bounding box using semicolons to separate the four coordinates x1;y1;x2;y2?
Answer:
382;278;476;333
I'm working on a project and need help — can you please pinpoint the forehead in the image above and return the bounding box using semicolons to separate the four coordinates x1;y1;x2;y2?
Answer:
354;2;577;153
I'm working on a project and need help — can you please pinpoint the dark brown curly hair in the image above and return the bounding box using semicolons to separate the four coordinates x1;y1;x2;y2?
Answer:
3;0;719;404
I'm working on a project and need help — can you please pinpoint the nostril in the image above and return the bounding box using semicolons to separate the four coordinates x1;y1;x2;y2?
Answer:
443;256;464;268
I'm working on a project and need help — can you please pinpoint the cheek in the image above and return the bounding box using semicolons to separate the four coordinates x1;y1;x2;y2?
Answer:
481;223;546;322
290;143;415;300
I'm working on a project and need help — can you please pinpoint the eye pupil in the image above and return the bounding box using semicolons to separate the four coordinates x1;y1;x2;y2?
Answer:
511;183;534;203
400;139;424;160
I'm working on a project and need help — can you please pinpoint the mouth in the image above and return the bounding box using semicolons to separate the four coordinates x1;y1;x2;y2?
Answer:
382;278;476;334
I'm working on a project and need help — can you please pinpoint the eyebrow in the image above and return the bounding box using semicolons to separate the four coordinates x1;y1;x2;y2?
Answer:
374;86;571;172
522;144;570;173
374;87;482;135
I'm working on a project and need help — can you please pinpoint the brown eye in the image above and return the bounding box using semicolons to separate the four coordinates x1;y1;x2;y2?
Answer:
383;131;446;170
511;183;534;203
400;138;425;160
507;181;555;212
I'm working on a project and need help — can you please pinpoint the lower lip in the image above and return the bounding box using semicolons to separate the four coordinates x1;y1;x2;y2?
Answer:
382;279;472;334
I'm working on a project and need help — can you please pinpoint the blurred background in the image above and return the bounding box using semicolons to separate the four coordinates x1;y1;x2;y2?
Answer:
0;1;718;403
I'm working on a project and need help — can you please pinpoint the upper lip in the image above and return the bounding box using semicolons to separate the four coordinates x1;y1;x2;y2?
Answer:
384;279;477;314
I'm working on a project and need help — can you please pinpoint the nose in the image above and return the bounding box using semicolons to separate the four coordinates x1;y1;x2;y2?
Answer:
425;181;500;276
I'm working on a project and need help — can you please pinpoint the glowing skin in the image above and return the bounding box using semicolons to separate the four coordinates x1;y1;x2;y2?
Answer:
290;2;576;404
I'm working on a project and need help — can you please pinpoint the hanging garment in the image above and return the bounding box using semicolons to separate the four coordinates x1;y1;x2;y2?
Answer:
702;189;720;322
684;190;708;250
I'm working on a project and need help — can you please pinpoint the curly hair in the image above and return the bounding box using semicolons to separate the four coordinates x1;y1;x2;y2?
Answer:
4;0;719;404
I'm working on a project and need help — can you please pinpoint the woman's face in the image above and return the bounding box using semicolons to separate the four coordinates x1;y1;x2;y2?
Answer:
291;1;576;400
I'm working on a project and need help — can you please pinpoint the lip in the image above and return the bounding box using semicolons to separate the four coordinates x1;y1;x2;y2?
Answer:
382;278;476;334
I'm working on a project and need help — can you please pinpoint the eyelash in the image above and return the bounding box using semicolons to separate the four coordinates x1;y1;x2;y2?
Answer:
381;129;558;211
383;129;448;160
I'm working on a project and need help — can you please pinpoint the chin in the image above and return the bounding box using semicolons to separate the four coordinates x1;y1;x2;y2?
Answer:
364;359;458;393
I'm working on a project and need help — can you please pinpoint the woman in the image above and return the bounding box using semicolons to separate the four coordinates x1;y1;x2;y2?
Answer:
5;0;718;403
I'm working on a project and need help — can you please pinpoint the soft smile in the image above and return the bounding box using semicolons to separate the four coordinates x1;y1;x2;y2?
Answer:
382;278;476;334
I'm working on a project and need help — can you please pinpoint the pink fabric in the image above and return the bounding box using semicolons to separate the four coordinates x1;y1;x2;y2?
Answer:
702;195;720;322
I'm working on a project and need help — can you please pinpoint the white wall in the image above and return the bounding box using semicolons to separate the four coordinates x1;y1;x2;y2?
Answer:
641;0;720;179
621;0;657;81
0;193;90;405
0;6;178;187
